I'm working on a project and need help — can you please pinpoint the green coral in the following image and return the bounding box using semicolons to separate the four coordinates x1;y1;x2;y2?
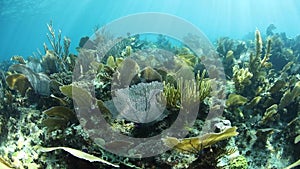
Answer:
179;69;211;107
42;106;77;131
229;155;248;169
163;127;239;154
249;30;263;78
232;65;253;93
226;94;248;107
245;96;262;109
259;104;278;125
163;70;211;109
251;30;271;81
279;81;300;109
163;81;181;108
43;21;75;72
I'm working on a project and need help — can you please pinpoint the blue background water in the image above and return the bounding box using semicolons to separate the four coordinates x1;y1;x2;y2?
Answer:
0;0;300;61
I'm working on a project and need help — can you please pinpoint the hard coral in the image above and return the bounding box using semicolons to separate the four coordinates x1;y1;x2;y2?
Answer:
229;155;248;169
162;127;238;154
232;65;253;93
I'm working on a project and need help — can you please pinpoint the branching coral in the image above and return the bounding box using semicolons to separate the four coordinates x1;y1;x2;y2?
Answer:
162;81;181;108
11;56;26;64
230;29;272;97
45;21;71;60
175;47;197;68
249;30;272;82
232;65;253;93
162;70;211;109
260;38;272;68
178;72;211;107
43;21;75;72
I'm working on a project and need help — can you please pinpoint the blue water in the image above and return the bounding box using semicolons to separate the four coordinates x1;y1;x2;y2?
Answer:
1;0;300;61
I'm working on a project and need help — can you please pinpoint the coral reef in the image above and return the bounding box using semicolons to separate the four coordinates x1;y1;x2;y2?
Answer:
0;21;300;169
220;27;300;169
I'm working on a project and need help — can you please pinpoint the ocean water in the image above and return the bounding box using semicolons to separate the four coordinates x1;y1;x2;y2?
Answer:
1;1;300;169
1;0;300;60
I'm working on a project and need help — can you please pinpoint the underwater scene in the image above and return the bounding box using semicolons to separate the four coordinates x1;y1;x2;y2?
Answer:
1;0;300;169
